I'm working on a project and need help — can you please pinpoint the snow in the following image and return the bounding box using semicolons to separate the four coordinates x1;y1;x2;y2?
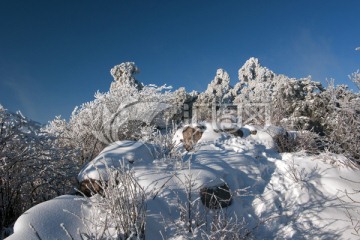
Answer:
78;140;157;181
6;195;89;240
8;124;360;239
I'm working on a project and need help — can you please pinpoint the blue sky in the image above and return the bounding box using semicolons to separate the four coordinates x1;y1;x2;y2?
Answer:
0;0;359;123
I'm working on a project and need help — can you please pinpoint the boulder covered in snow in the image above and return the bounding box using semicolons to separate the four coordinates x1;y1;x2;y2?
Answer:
241;125;277;149
78;140;157;182
7;195;89;240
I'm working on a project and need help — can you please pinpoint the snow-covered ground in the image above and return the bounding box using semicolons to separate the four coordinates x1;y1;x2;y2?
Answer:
7;124;360;239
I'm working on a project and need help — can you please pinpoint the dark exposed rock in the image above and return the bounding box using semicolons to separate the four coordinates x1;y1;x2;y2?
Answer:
221;127;243;137
200;183;232;209
234;128;244;137
78;178;104;197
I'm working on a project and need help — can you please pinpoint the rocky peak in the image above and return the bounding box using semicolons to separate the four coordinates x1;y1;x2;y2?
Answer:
204;68;231;99
238;57;275;83
110;62;142;91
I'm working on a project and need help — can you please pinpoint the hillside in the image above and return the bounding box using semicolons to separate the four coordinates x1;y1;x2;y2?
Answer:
6;124;360;239
1;58;360;239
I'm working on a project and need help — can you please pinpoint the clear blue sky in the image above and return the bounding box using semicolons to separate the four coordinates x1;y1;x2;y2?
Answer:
0;0;359;123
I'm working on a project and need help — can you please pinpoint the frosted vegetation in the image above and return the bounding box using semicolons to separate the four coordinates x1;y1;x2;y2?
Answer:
1;58;360;239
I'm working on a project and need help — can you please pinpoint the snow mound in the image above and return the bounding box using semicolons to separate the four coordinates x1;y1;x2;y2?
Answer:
78;140;157;181
7;195;89;240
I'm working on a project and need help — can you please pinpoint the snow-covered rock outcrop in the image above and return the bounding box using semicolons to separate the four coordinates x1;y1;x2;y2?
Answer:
196;68;233;104
233;57;276;103
110;62;142;91
204;68;232;100
78;140;157;182
238;57;275;83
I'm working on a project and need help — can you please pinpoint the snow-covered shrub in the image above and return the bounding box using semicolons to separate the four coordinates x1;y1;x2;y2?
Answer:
174;169;207;236
145;127;184;167
339;177;360;237
80;162;147;239
284;158;308;183
0;108;77;237
305;82;360;163
200;212;250;240
273;132;297;153
169;157;251;239
325;106;360;162
350;69;360;92
292;130;321;154
272;76;324;127
275;81;359;160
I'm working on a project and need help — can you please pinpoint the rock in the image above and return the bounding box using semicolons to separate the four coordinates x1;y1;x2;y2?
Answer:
238;57;275;83
78;141;157;182
204;69;232;99
233;58;275;103
234;128;244;137
195;68;233;108
182;126;204;151
221;127;243;137
200;183;232;209
110;62;142;91
78;178;104;197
